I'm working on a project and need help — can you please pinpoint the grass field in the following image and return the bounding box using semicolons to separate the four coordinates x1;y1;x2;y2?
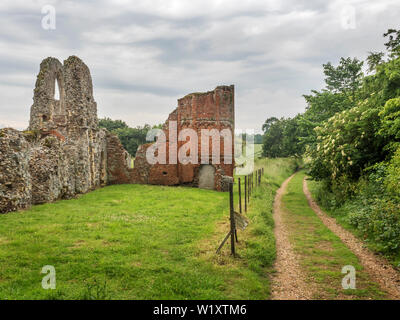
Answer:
254;144;262;158
0;158;296;300
281;172;387;299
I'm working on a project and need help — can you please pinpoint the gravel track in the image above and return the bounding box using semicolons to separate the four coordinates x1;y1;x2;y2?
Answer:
303;177;400;300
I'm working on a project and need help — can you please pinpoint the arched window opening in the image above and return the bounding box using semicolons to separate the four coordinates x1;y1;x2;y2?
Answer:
54;78;60;100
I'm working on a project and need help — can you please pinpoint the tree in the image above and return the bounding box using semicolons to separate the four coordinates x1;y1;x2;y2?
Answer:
281;116;303;156
323;57;364;98
98;117;128;131
384;29;400;56
366;51;385;73
262;117;284;158
308;103;384;182
261;117;303;158
98;118;152;156
298;90;352;151
262;117;278;133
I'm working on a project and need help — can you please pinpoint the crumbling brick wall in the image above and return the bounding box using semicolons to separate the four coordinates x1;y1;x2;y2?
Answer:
130;85;235;191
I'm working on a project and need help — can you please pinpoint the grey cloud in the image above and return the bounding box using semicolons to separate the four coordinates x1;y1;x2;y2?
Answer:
0;0;399;133
95;77;182;96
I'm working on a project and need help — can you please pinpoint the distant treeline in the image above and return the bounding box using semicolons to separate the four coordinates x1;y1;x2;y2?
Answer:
241;133;263;144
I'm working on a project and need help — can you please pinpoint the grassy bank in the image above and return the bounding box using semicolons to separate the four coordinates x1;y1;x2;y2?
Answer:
0;158;296;300
281;172;387;299
307;180;400;268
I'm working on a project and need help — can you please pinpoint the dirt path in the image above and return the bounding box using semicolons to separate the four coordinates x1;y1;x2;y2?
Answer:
303;178;400;300
271;175;314;300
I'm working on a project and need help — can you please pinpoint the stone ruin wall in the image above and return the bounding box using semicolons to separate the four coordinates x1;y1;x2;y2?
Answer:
0;56;235;214
0;56;129;213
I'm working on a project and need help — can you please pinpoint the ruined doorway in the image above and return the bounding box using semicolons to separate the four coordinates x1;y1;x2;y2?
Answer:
198;165;215;190
100;151;107;186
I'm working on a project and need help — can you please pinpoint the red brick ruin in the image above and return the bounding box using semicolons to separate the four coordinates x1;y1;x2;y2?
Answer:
107;85;235;191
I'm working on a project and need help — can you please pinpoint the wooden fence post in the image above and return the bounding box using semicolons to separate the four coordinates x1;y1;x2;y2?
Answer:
238;178;242;214
254;170;258;188
244;175;247;212
256;170;258;186
229;182;236;256
249;174;251;199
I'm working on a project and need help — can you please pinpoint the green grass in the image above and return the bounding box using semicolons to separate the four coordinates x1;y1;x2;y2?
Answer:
0;158;296;300
281;172;387;300
254;144;262;158
240;144;263;159
307;180;400;268
230;158;299;292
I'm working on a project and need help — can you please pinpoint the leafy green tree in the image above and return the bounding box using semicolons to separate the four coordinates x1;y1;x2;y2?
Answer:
281;116;303;156
262;117;284;158
261;117;303;158
385;147;400;197
295;58;364;154
366;51;385;73
98;118;152;156
323;57;364;98
262;117;278;133
307;47;400;189
384;28;400;56
378;97;400;153
300;90;352;146
98;117;128;131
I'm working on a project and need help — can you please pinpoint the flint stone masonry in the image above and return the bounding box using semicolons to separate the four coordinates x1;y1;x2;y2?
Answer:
0;56;122;213
0;56;235;213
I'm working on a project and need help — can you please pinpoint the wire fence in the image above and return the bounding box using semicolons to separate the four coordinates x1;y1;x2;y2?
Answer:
216;167;265;256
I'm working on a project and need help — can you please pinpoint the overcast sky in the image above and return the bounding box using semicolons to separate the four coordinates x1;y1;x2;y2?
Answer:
0;0;399;132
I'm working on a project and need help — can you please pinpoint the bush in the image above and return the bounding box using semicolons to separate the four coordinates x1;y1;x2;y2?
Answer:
348;198;400;253
385;147;400;198
308;103;384;183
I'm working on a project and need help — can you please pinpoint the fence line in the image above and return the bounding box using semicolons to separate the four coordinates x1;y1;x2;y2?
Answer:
217;167;265;255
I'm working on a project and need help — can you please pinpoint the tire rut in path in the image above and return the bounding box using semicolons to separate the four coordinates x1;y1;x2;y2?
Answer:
303;177;400;300
271;175;314;300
